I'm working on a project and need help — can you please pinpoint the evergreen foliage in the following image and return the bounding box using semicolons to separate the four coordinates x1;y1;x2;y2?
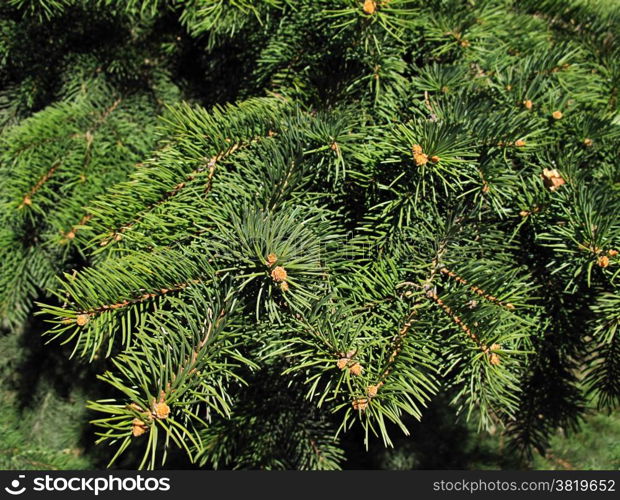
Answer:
1;0;619;470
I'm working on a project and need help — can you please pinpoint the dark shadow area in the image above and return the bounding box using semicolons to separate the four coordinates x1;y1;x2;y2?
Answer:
341;394;523;470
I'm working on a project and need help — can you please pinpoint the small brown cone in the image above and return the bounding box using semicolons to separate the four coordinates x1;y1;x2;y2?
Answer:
128;403;144;412
76;314;89;326
430;155;440;163
367;385;379;398
271;266;287;282
523;99;533;110
489;343;501;366
541;168;565;191
131;419;148;437
266;253;278;267
363;0;376;14
413;152;429;166
514;139;526;147
583;138;593;147
349;363;363;376
152;402;170;419
608;249;618;257
337;358;349;370
598;255;610;268
552;110;563;120
352;398;368;411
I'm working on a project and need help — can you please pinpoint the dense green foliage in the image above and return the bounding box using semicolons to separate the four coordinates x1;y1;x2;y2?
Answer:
1;0;619;470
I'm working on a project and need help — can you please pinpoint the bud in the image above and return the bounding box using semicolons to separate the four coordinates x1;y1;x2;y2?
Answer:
271;266;288;282
363;0;376;14
131;419;148;437
349;363;363;376
76;314;90;326
152;402;170;419
413;152;429;166
337;358;349;370
367;385;379;398
488;344;501;365
598;255;610;268
352;398;368;411
541;168;565;191
266;253;278;267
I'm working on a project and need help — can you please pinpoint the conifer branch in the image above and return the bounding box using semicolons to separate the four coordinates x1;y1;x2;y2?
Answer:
3;0;618;470
440;267;516;310
72;279;201;322
425;288;485;351
18;160;61;208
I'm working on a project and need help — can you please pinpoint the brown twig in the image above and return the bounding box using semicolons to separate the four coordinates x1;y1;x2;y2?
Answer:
99;142;243;246
75;279;200;318
440;267;515;309
426;288;485;351
19;161;61;208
